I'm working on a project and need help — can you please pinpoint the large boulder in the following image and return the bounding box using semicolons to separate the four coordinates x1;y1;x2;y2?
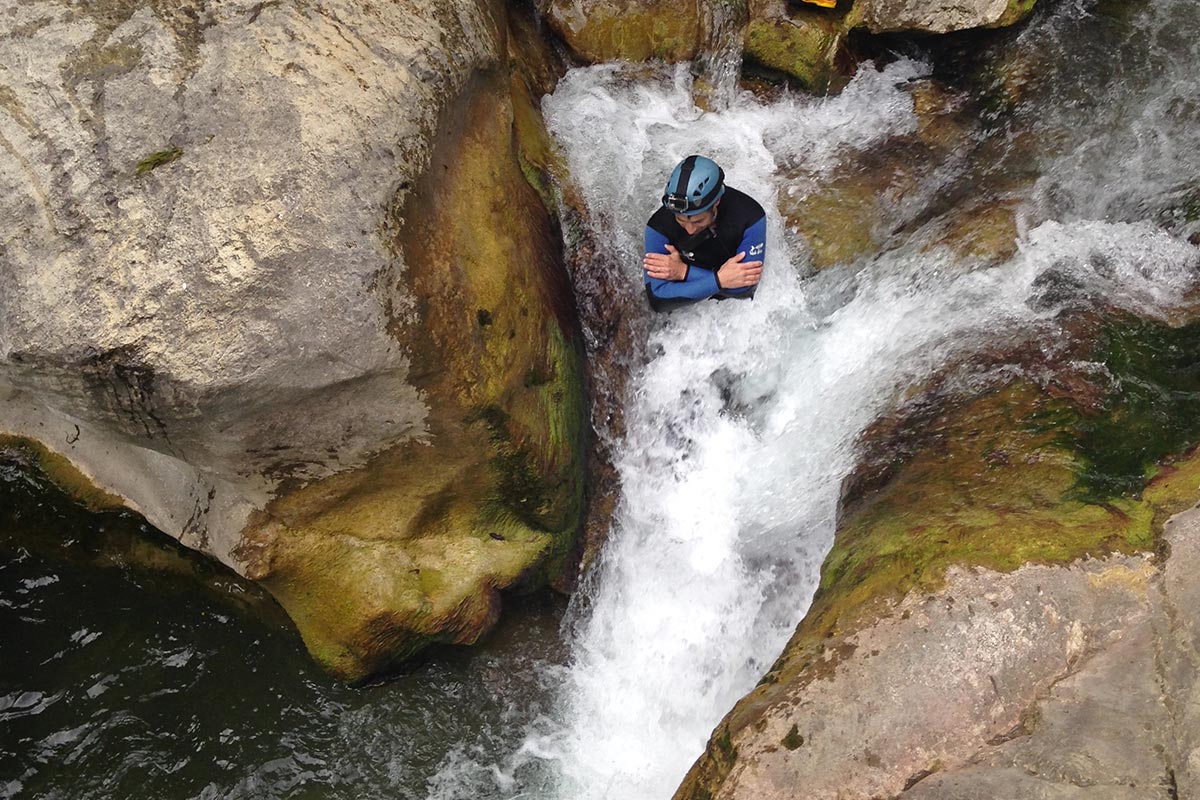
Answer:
743;0;851;92
0;0;585;681
675;314;1200;799
846;0;1037;34
538;0;706;62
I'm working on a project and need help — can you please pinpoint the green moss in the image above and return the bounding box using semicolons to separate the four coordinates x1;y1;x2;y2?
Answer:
781;724;805;750
0;434;126;512
714;723;738;764
477;404;556;532
135;146;182;175
991;0;1038;28
525;364;554;388
743;12;849;93
1069;317;1200;500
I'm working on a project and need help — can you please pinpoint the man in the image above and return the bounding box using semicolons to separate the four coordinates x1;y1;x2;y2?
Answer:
643;155;766;313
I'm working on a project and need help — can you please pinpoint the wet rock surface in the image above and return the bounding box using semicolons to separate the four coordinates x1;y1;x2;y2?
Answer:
674;308;1200;799
0;0;585;680
538;0;704;62
677;501;1200;800
743;0;851;92
847;0;1036;34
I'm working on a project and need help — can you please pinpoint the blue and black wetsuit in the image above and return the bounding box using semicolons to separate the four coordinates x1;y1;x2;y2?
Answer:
643;187;767;313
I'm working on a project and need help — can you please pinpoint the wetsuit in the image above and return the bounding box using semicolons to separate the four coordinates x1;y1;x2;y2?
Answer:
643;186;767;313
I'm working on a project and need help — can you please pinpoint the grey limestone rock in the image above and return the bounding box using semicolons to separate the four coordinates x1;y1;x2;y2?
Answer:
677;505;1200;800
0;0;584;679
847;0;1035;34
0;0;498;561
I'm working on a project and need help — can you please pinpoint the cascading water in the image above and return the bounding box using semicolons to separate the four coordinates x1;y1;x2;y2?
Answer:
525;37;1199;797
693;0;749;111
4;1;1199;799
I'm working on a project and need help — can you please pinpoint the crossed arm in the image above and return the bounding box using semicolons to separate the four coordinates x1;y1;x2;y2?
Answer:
642;217;766;310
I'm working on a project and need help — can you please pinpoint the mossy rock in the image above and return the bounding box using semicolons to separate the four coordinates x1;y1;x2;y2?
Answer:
0;434;126;512
929;199;1020;263
540;0;704;63
743;4;851;93
779;79;982;270
233;69;586;682
792;314;1200;676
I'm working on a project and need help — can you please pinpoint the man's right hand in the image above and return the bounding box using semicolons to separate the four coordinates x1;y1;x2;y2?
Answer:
717;251;763;289
644;244;688;281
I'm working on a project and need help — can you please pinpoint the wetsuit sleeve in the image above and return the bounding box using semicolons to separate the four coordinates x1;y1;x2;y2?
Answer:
721;214;766;299
643;225;721;312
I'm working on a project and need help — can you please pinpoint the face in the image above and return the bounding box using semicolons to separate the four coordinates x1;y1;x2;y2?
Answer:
674;201;719;236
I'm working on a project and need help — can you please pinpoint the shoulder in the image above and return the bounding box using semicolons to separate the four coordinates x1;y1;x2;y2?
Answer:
721;187;766;226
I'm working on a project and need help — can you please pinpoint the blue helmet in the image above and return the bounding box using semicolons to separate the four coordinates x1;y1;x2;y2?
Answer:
662;155;725;217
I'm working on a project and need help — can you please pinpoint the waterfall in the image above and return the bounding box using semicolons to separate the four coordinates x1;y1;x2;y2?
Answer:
693;0;749;111
422;1;1200;798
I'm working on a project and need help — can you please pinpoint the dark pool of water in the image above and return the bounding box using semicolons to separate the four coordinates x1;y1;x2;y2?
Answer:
0;463;567;800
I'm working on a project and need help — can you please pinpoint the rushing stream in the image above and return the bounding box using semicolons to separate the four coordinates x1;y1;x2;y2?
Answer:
3;0;1199;798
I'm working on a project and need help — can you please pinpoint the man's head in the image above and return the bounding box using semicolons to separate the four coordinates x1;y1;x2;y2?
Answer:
674;201;720;235
662;155;725;226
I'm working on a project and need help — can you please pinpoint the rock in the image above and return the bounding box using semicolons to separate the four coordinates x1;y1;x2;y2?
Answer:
846;0;1037;35
539;0;705;62
681;555;1162;800
0;0;584;681
675;314;1200;799
777;79;980;270
743;0;851;93
904;616;1173;799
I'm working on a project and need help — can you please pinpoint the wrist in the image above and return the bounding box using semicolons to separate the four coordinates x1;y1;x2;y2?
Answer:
714;266;724;289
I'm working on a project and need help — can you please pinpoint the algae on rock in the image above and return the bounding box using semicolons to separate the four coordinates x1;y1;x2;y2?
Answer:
743;0;851;93
539;0;705;62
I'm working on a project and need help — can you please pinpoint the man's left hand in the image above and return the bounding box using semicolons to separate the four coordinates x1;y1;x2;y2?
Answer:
644;244;687;281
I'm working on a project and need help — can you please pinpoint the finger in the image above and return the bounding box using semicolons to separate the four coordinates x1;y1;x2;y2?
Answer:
733;251;746;263
743;261;763;268
664;244;678;253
